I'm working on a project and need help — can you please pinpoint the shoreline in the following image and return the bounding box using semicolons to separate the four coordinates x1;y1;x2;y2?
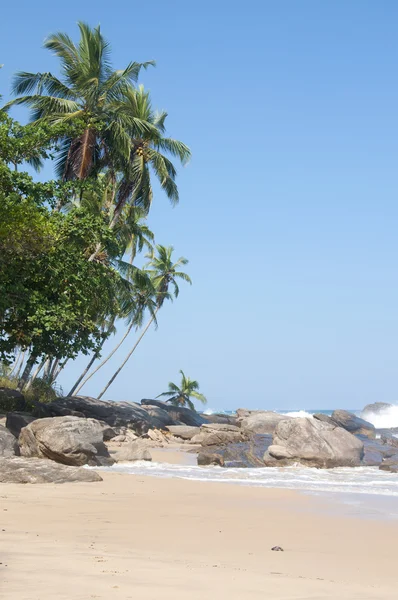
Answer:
2;472;398;599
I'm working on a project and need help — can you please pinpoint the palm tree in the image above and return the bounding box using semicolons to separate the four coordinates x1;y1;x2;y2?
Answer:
157;370;207;411
5;23;155;181
108;86;191;228
96;245;191;400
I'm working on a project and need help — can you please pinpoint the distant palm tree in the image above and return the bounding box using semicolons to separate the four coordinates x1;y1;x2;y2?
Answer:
157;370;207;411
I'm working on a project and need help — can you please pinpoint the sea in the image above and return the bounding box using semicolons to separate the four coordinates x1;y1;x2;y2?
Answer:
98;406;398;518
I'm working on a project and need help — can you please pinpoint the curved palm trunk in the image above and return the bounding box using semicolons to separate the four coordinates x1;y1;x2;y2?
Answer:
17;353;37;391
67;352;99;396
9;349;23;377
24;357;46;392
97;309;158;400
73;322;135;395
53;358;69;382
14;350;26;379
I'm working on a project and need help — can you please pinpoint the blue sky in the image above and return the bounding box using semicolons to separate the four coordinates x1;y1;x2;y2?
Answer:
2;1;398;410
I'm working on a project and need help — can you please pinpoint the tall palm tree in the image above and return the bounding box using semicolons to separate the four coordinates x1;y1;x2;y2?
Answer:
5;23;155;181
96;245;191;400
157;370;207;411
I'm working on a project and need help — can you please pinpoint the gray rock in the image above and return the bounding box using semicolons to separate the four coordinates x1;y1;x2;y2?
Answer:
240;411;292;435
141;399;206;427
0;457;102;483
362;402;393;416
201;423;241;433
313;413;336;426
197;452;224;466
379;455;398;473
6;412;36;438
331;410;375;438
144;406;178;428
380;434;398;449
46;396;155;434
19;416;115;467
200;430;244;447
202;413;239;426
198;434;273;468
358;435;397;466
0;425;19;457
109;439;152;462
266;418;364;468
166;425;200;440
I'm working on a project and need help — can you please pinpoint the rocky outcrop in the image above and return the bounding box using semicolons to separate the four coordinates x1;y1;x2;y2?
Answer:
379;455;398;473
362;402;393;416
6;412;36;438
19;416;114;467
141;399;206;427
264;418;364;468
0;425;19;457
166;425;200;440
0;457;102;483
202;413;239;426
239;411;292;435
107;439;152;462
330;410;375;438
198;434;273;468
0;388;25;412
144;406;178;429
359;435;397;466
46;396;156;434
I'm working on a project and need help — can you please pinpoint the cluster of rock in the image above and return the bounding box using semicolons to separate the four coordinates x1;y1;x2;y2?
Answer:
1;391;398;483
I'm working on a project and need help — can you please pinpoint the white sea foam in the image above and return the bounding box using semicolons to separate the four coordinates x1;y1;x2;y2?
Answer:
98;462;398;498
362;405;398;429
283;410;314;419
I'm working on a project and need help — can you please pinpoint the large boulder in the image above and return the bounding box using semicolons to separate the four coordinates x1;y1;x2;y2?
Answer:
265;418;364;468
108;439;152;462
6;412;36;438
200;430;244;447
141;399;206;427
0;457;102;483
0;388;25;412
144;406;178;428
46;396;155;434
198;434;273;468
359;435;397;466
166;425;200;440
0;425;19;457
19;416;114;467
330;410;375;438
362;402;393;416
239;411;292;435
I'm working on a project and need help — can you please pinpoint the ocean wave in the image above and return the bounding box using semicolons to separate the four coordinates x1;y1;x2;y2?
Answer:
283;410;314;419
361;405;398;429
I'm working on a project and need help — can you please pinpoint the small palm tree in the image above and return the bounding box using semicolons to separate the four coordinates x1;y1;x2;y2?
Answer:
157;370;207;411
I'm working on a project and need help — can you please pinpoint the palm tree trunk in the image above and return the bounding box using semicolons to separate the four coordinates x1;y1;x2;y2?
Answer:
17;354;37;391
9;349;23;377
67;352;98;396
97;310;158;400
24;357;46;392
42;357;51;382
48;358;60;384
14;350;26;379
73;322;134;395
53;358;69;382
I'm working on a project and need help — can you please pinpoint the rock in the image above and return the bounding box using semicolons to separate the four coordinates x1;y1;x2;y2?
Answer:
362;402;393;416
359;435;397;466
0;388;25;412
202;413;239;426
197;452;224;466
380;434;398;448
379;455;398;473
18;416;115;467
0;425;19;457
166;425;200;440
46;396;155;434
144;406;178;428
271;546;284;552
198;434;273;468
109;439;152;462
200;430;244;447
0;457;102;483
240;411;292;435
313;413;336;426
201;423;241;433
6;412;36;438
331;410;375;438
266;418;364;468
141;399;206;427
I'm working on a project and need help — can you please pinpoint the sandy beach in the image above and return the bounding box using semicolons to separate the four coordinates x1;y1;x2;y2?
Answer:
1;472;397;600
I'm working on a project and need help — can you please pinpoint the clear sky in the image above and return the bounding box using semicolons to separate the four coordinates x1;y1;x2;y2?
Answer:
2;1;398;411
